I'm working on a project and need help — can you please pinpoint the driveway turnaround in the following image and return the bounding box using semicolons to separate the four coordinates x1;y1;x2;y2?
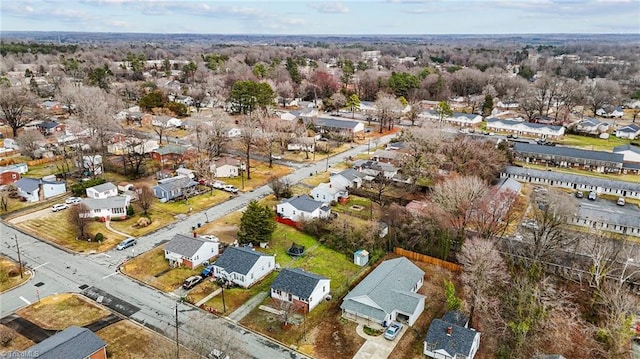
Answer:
352;323;406;359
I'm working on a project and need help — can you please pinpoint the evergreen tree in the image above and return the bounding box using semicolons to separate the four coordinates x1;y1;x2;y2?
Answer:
237;200;276;245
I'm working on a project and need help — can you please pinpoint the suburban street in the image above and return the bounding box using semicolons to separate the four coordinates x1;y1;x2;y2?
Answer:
0;133;396;358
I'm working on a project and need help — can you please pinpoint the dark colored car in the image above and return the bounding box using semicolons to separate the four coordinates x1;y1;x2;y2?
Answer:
201;264;215;277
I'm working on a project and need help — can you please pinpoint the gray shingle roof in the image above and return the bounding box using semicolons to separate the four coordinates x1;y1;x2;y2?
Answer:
165;234;210;258
82;196;129;211
311;117;361;130
502;166;640;193
271;268;328;300
88;182;116;193
513;143;624;163
424;319;478;357
617;124;640;133
341;257;425;322
154;176;198;193
336;168;364;182
24;326;106;359
281;195;324;213
214;247;272;275
441;311;469;328
487;118;564;131
15;178;61;193
614;144;640;155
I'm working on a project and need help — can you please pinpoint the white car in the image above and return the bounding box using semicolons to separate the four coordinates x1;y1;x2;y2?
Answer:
271;155;282;160
212;181;226;189
65;197;82;205
223;185;238;194
52;204;69;212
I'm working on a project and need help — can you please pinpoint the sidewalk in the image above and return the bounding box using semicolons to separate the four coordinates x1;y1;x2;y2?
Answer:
105;220;130;237
226;291;268;323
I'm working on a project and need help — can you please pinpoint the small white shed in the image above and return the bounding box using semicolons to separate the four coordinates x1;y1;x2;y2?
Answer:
353;249;369;266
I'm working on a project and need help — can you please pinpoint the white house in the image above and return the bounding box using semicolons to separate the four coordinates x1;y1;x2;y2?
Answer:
276;195;331;222
443;112;482;127
496;100;519;109
227;128;242;138
76;155;103;176
164;234;220;269
596;106;624;118
486;118;565;139
424;312;481;359
615;124;640;139
209;157;243;178
341;257;425;326
107;139;159;155
80;196;130;221
212;246;275;288
287;137;316;153
330;168;364;190
152;115;182;128
86;182;118;199
310;183;348;205
15;177;66;202
270;268;330;313
575;117;609;134
613;144;640;164
176;167;196;179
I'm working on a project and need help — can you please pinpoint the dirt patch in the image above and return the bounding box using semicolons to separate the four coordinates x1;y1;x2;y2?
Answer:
17;293;110;330
312;310;365;359
0;324;34;352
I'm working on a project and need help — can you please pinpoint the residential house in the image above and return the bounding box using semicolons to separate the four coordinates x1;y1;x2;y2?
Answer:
227;128;242;138
496;100;519;109
212;246;275;288
287;137;316;153
86;182;118;199
37;120;66;136
41;100;62;112
307;117;365;138
150;144;189;166
424;311;481;359
310;182;348;204
15;177;66;202
571;200;640;237
210;157;243;178
486;118;565;139
613;144;640;164
279;111;298;121
152;115;182;128
0;163;27;185
418;109;440;121
596;106;624;118
615;124;640;140
107;138;159;155
270;268;331;313
575;117;609;134
276;195;331;222
341;257;425;326
372;149;401;163
152;176;198;202
75;155;103;176
353;160;399;180
176;167;196;179
80;196;130;221
385;141;409;151
22;326;107;359
512;143;623;174
330;168;364;190
164;234;220;269
500;166;640;199
443;112;483;127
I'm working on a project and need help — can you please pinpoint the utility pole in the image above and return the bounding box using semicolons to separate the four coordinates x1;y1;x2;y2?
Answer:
221;285;227;313
14;235;23;279
175;303;179;359
325;155;329;172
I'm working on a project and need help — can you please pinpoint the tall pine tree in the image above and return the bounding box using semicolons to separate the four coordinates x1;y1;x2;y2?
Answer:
238;200;276;245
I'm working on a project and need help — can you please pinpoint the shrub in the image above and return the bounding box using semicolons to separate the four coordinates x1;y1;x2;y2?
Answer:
126;204;134;216
70;178;106;196
136;217;151;227
95;233;104;242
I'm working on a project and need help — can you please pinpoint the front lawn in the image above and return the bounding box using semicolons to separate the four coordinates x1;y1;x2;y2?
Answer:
0;256;29;293
201;271;277;314
121;246;201;292
559;133;631;151
218;160;293;192
17;293;110;330
15;211;125;253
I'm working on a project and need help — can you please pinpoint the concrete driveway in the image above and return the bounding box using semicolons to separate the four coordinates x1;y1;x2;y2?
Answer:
352;324;405;359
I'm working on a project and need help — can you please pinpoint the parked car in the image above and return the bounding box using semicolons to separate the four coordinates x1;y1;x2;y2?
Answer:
65;197;82;205
201;264;215;277
116;237;137;250
384;322;403;340
617;197;626;206
271;154;282;160
588;191;597;201
52;203;69;212
208;349;230;359
212;181;226;189
223;185;238;194
575;191;584;199
183;275;203;290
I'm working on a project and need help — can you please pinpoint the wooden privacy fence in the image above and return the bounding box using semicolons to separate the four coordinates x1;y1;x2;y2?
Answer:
394;247;463;272
26;156;62;166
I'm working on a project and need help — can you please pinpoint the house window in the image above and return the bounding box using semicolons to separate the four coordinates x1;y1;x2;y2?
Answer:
293;210;296;215
425;342;436;351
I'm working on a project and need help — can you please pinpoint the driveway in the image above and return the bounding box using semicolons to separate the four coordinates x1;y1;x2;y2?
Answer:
352;324;405;359
8;207;56;224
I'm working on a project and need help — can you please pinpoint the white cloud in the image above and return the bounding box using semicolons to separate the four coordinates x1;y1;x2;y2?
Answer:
309;1;350;13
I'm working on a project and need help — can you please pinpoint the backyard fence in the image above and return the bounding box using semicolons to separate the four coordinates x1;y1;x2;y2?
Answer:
393;247;463;272
26;156;62;166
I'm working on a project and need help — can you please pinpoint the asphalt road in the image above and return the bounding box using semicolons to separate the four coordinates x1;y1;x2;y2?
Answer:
0;133;396;358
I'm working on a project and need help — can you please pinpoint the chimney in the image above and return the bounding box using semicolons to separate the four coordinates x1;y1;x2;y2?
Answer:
446;326;453;336
329;183;332;188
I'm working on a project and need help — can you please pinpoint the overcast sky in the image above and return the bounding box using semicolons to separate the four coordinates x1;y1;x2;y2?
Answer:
1;0;639;35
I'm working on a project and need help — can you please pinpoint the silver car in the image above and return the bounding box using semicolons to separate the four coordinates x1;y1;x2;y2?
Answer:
384;322;403;340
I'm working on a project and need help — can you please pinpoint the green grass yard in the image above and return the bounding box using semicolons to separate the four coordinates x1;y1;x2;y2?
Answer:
558;134;632;152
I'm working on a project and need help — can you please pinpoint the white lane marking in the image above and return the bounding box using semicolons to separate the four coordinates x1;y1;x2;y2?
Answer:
19;296;31;305
102;272;118;279
32;262;49;270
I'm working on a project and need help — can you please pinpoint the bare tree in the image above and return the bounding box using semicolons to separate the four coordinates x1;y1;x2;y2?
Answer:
269;177;293;200
440;136;508;181
137;185;154;216
430;175;488;240
15;130;45;159
587;79;621;116
470;188;519;240
375;93;401;133
68;203;92;240
0;84;35;137
239;114;260;180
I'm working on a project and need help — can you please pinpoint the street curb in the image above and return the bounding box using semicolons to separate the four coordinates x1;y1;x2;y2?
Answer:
2;222;77;256
0;268;33;295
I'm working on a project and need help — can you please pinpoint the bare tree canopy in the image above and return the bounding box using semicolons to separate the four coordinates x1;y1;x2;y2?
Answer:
0;84;36;137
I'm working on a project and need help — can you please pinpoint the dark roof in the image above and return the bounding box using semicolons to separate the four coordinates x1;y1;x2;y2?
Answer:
424;319;479;357
613;144;640;155
214;246;272;275
24;326;106;359
165;234;212;258
311;117;362;130
154;176;197;193
617;124;640;133
513;143;624;163
287;243;305;256
335;168;364;182
441;311;469;328
502;166;640;192
15;177;62;193
38;120;61;129
271;268;328;300
280;195;324;213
